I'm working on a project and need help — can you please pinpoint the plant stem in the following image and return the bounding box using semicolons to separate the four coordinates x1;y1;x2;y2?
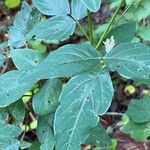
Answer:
113;0;135;28
76;21;90;41
96;0;124;49
87;10;94;45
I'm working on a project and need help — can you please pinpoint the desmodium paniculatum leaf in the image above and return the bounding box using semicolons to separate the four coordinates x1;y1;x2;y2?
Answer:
0;70;37;107
105;42;150;79
54;70;113;150
33;79;62;116
81;0;101;12
32;0;70;16
11;48;44;70
27;16;76;42
32;43;102;79
71;0;87;20
8;2;40;48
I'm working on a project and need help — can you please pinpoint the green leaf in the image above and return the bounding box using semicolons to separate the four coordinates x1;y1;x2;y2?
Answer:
125;0;150;21
37;115;55;150
81;0;101;12
32;0;70;16
8;2;40;48
11;48;44;70
27;16;76;42
7;100;25;124
2;139;20;150
5;0;20;8
33;78;62;116
0;70;37;107
54;70;113;150
0;121;21;148
126;97;150;123
104;42;150;79
137;25;150;41
71;0;87;20
32;43;101;79
107;22;136;45
86;123;111;149
122;120;150;142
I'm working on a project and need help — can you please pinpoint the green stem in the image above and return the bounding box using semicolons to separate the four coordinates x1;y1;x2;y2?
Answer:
96;0;124;49
76;21;90;41
113;0;135;28
87;10;94;45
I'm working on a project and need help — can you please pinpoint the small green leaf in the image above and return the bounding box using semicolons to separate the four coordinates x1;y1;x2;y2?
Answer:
0;121;21;148
32;43;101;79
7;100;25;124
86;123;111;149
81;0;101;12
32;0;70;16
107;22;136;44
71;0;87;20
54;70;113;150
11;48;44;70
33;78;62;116
8;2;40;48
37;115;55;150
0;70;37;107
5;0;20;8
27;16;76;42
105;42;150;79
126;97;150;123
137;25;150;41
122;120;150;142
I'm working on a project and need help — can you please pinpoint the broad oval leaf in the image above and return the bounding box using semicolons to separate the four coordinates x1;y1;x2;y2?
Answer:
27;16;76;42
32;0;70;16
71;0;87;20
11;48;44;70
85;123;111;149
104;42;150;79
0;121;21;148
8;2;40;48
33;79;62;116
37;115;55;150
54;70;113;150
107;22;136;45
32;43;101;79
0;70;37;107
81;0;101;12
126;97;150;123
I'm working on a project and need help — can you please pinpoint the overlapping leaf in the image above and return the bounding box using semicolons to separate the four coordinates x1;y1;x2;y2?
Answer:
33;79;62;116
81;0;101;12
71;0;87;20
126;97;150;123
11;48;44;70
27;16;76;42
0;70;37;107
32;0;70;16
0;121;21;149
105;42;150;79
54;71;113;150
8;2;40;48
32;43;101;79
37;115;55;150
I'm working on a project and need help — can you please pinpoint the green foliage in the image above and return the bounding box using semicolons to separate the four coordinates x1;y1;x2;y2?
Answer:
105;42;150;79
5;0;20;8
33;79;62;116
1;0;150;149
126;97;150;123
81;0;101;12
